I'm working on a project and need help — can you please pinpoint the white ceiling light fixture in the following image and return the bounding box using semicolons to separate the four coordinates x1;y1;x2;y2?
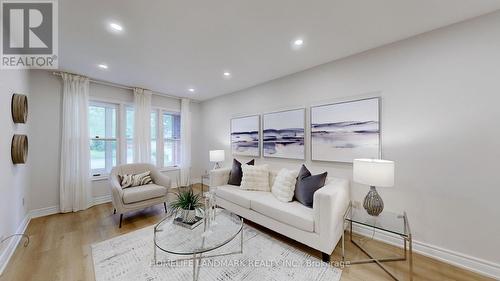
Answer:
109;22;123;32
291;38;305;50
188;88;196;93
223;71;232;79
97;64;108;69
294;39;304;46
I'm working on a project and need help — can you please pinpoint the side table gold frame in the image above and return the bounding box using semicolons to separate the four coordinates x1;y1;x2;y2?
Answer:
342;202;413;281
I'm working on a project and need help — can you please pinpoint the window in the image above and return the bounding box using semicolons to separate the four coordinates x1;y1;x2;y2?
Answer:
163;113;181;167
151;111;158;165
125;107;134;164
89;102;118;176
88;102;180;177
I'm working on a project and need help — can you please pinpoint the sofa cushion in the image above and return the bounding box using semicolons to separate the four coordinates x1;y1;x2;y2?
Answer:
294;165;327;208
240;164;270;191
122;184;167;204
250;193;314;232
215;185;266;209
228;159;255;186
271;168;297;202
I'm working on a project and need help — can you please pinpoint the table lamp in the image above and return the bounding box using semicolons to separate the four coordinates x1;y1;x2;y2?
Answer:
209;150;225;169
353;159;395;216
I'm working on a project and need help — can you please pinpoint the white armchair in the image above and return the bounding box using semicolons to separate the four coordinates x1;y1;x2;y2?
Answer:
109;163;171;227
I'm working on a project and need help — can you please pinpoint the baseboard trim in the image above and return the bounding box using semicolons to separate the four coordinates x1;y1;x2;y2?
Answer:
0;214;30;276
352;224;500;279
29;205;59;219
91;195;112;206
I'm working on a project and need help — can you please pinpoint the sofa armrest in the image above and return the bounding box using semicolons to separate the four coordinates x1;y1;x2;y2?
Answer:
313;178;350;254
209;168;231;187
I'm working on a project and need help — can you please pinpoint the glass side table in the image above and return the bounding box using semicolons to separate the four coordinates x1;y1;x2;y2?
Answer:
200;174;210;196
342;202;413;281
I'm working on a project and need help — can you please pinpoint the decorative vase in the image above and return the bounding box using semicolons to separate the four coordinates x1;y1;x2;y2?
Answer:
182;209;196;223
363;186;384;216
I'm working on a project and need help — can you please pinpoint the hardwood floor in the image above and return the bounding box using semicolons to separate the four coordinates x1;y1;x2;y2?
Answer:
1;190;492;281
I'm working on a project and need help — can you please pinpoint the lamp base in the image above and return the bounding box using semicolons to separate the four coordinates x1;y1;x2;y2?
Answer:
363;186;384;216
213;162;221;170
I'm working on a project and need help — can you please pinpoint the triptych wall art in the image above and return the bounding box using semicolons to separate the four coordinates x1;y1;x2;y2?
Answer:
230;115;261;157
263;109;305;159
311;97;380;163
230;97;380;163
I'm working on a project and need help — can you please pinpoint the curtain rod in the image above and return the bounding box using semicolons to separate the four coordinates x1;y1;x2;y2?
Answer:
52;71;184;101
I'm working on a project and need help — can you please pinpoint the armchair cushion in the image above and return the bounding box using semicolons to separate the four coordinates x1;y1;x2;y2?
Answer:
122;184;168;204
119;171;153;188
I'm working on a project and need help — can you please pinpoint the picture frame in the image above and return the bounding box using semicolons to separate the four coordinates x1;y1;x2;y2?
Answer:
230;115;261;157
262;108;305;160
310;97;381;163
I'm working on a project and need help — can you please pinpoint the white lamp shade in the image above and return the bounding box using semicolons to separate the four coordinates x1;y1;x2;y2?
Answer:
353;159;395;187
209;150;225;162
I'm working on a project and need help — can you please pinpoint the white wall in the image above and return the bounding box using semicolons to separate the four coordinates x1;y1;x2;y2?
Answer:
0;70;30;272
28;70;193;211
195;11;500;273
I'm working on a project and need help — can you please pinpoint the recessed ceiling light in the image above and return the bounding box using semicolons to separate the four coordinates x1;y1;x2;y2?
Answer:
109;22;123;32
223;71;231;78
188;88;195;93
294;39;304;46
98;64;108;69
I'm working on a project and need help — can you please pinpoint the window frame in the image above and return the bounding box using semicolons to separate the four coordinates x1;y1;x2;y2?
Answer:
89;100;120;177
150;107;181;169
162;111;181;168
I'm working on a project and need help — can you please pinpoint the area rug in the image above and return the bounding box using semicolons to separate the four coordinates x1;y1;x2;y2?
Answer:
92;225;342;281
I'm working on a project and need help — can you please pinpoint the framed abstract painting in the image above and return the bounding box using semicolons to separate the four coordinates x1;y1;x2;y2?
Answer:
263;108;305;159
311;97;380;163
231;115;260;157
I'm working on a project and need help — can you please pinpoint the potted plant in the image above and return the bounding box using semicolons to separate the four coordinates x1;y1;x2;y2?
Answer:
170;189;204;223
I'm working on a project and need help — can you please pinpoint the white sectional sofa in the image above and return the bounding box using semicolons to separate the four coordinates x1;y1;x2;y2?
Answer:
209;167;350;261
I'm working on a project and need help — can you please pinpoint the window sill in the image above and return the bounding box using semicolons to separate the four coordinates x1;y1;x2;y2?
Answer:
91;175;109;182
159;166;180;172
90;167;179;181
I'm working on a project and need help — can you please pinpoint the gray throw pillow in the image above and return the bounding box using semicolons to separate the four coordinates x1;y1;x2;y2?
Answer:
227;159;255;186
294;165;327;208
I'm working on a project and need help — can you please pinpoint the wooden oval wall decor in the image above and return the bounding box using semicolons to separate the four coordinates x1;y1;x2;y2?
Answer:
11;94;28;123
11;135;28;164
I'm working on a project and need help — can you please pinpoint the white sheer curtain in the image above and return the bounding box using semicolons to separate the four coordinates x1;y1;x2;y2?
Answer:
60;73;92;213
133;88;152;163
180;98;192;186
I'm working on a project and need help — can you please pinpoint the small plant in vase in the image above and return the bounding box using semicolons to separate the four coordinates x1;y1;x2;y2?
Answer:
171;189;204;223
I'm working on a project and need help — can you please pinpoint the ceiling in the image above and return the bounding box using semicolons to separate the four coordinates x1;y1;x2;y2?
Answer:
59;0;500;100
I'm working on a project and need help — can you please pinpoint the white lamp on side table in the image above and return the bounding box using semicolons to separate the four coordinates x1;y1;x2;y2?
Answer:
353;159;395;216
209;150;225;170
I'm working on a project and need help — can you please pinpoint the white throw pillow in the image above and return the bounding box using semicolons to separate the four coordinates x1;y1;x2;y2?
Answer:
271;168;297;202
240;164;270;191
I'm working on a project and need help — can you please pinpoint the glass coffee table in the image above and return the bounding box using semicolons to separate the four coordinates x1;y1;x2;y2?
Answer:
342;202;413;281
153;208;244;281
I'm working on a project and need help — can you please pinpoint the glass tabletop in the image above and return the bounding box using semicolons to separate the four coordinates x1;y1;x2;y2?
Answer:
154;208;243;255
345;204;409;237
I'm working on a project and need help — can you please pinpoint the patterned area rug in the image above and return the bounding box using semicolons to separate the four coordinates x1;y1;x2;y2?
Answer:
92;224;342;281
